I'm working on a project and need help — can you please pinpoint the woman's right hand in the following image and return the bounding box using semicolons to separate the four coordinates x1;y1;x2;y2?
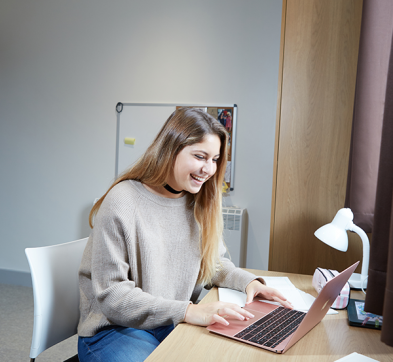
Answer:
184;302;255;327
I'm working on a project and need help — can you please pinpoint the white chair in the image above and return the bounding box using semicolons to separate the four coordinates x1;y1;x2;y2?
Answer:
25;237;88;362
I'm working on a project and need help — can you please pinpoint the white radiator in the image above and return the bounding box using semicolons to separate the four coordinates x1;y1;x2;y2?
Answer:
222;207;247;268
198;206;248;301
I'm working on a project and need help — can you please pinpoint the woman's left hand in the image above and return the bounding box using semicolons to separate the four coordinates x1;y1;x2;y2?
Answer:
245;280;293;309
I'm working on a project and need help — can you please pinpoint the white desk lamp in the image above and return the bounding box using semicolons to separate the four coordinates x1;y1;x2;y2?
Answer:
314;208;369;289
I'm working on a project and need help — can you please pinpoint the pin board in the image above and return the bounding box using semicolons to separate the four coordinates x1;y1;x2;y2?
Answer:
115;103;237;191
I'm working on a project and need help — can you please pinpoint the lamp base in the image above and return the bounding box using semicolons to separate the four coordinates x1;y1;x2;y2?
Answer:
348;273;367;290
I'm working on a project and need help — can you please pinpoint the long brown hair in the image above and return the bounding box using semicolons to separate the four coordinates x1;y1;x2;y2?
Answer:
90;108;229;284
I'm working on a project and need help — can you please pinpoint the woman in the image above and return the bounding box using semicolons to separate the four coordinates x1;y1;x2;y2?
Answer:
77;108;290;361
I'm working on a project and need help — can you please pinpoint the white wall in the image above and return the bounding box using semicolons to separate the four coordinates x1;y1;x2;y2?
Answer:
0;0;282;277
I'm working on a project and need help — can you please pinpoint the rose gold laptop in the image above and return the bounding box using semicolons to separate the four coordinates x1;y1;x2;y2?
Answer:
207;262;359;354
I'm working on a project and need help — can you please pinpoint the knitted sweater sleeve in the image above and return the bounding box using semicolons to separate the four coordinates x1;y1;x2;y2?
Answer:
87;190;190;330
209;241;265;292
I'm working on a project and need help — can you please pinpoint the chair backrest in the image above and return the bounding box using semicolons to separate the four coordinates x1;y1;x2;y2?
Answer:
25;237;88;360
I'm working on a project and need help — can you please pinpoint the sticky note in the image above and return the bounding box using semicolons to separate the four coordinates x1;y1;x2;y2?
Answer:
124;137;135;145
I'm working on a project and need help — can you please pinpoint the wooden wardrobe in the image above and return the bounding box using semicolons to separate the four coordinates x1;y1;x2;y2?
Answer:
269;0;364;275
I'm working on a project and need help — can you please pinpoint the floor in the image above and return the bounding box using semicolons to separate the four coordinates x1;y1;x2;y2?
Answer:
0;283;209;362
0;283;78;362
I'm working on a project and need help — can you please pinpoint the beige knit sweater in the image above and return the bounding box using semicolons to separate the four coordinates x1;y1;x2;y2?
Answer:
78;180;260;337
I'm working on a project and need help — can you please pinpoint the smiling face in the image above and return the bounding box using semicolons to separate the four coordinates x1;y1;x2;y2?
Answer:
168;134;221;194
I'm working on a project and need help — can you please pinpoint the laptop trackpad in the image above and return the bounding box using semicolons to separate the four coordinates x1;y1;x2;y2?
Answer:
245;300;280;314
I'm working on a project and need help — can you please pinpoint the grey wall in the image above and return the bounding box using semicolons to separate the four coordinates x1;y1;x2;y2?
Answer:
0;0;282;283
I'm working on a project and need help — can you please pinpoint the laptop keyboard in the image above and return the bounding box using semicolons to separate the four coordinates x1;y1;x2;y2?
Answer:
234;306;306;348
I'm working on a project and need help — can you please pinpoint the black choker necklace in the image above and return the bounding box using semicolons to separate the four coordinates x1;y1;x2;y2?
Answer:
164;184;183;194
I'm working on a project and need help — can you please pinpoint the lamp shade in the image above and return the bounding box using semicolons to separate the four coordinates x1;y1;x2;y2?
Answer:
314;208;354;252
314;224;348;251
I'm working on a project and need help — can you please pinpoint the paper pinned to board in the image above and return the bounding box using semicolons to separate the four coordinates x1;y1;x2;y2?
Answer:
218;276;338;315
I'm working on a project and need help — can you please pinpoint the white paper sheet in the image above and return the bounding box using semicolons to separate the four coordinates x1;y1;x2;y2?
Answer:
334;352;380;362
218;276;338;315
262;277;309;311
218;287;247;307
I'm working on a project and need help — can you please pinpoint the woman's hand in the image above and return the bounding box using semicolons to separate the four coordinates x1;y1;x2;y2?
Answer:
245;280;293;309
184;302;255;327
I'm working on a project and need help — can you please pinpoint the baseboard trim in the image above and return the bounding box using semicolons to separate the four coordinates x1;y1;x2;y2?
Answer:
0;268;32;287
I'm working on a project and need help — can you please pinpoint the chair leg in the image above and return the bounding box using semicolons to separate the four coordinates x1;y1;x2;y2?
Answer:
30;359;35;362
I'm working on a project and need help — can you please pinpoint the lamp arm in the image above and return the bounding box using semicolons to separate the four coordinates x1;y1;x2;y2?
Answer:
348;223;370;278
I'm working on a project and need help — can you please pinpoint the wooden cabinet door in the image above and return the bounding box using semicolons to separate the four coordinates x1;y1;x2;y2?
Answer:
269;0;364;274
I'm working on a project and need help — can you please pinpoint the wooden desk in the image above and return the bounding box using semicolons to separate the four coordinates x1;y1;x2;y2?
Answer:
146;270;393;362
